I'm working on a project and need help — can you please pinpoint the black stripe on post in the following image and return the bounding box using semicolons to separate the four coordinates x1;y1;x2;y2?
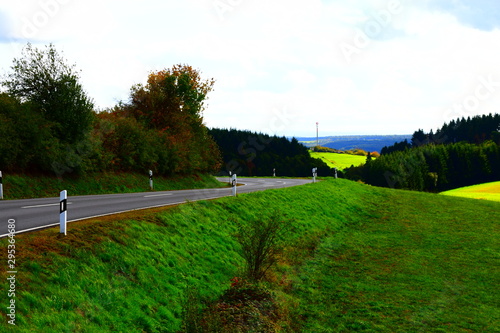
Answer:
60;199;67;214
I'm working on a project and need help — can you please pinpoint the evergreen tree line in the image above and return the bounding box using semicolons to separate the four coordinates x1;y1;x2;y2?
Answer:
209;128;331;177
0;44;221;177
346;141;500;191
381;113;500;154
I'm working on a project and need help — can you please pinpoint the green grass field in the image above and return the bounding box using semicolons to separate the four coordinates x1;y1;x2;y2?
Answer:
310;151;368;169
441;181;500;202
1;179;498;332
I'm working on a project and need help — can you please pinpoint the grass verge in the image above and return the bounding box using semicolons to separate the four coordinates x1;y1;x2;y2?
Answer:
0;179;498;332
1;172;225;199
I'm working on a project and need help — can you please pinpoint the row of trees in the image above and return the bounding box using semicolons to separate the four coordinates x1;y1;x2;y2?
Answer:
0;44;221;176
209;128;331;177
346;141;500;191
381;114;500;155
367;114;500;192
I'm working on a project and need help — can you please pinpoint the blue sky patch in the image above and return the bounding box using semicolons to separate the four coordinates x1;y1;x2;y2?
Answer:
428;0;500;31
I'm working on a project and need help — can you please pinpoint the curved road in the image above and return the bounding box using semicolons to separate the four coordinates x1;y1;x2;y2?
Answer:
0;177;312;237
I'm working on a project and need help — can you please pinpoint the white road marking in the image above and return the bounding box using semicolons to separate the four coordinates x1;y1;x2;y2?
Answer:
144;193;173;198
22;203;72;209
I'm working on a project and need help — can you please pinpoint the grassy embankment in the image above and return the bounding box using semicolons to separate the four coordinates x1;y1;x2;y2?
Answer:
310;151;368;169
0;172;225;199
0;179;498;332
441;181;500;202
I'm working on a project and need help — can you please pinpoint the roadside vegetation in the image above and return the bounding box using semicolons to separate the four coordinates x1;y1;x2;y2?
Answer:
0;43;221;179
1;179;498;332
0;172;225;200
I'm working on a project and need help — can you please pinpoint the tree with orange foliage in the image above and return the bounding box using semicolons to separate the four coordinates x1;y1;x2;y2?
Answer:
121;64;221;174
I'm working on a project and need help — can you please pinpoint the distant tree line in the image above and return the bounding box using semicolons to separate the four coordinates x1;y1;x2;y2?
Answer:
312;146;343;153
381;114;500;155
0;44;221;176
209;128;331;177
313;145;381;157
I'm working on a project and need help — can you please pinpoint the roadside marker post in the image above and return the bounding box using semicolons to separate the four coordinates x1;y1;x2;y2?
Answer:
273;168;276;177
229;171;232;186
231;174;237;197
60;190;67;235
0;171;3;200
334;168;338;179
312;167;317;183
149;170;153;190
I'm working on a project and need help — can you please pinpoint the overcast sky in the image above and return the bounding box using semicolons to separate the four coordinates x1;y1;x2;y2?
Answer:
1;0;500;137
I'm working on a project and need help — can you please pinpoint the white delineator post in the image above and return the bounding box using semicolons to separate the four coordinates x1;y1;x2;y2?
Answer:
229;171;232;186
60;190;67;235
273;168;276;177
334;168;338;179
231;174;237;197
0;171;3;200
312;167;317;183
149;170;153;190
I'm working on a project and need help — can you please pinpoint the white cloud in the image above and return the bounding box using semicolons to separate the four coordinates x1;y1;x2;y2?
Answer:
1;0;500;136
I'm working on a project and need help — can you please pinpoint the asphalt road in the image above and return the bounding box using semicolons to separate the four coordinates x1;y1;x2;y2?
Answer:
0;177;312;237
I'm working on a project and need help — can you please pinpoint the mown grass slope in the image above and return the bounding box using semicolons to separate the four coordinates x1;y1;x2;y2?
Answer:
441;181;500;202
0;179;498;332
292;186;499;332
310;152;368;169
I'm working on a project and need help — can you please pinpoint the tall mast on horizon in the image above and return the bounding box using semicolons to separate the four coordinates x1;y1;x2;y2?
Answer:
316;122;319;147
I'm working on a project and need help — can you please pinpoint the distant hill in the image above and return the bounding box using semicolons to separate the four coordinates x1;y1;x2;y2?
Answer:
297;135;411;153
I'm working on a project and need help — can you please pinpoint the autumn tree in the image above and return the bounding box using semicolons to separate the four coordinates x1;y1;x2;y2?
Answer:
122;65;221;174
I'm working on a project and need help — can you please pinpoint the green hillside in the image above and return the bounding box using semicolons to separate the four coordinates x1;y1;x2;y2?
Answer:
441;181;500;202
1;179;498;332
310;151;367;170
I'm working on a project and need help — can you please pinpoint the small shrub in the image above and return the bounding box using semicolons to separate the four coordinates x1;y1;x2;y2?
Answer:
234;211;293;281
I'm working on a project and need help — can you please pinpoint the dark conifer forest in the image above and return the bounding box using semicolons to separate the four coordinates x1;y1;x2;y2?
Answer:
347;114;500;191
209;128;331;177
